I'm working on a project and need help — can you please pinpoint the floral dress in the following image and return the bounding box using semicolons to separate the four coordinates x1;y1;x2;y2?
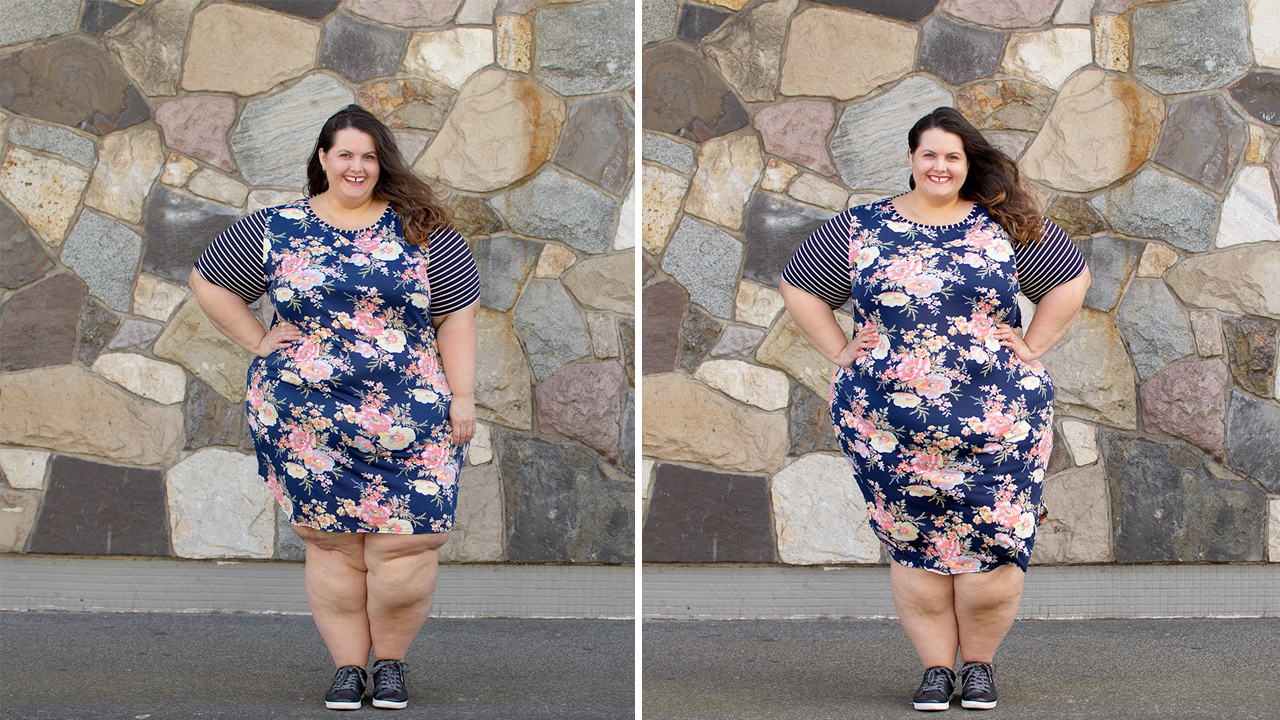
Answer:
783;198;1084;574
197;200;479;534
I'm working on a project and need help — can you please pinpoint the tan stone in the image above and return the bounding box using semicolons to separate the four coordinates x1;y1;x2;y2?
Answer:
772;453;880;564
0;448;50;490
1093;15;1130;72
757;311;857;398
1165;244;1280;319
642;372;787;473
0;365;183;466
587;312;620;359
1033;465;1113;564
1022;70;1163;193
496;14;532;73
187;169;249;207
779;8;916;101
349;0;464;27
705;0;750;10
439;463;505;562
91;353;187;405
168;448;274;558
561;253;634;313
403;28;494;90
0;147;90;246
133;273;190;321
161;153;198;187
1245;124;1270;163
957;80;1056;131
1190;310;1224;357
694;359;790;411
357;79;454;131
468;422;493;465
153;297;252;403
0;489;41;553
1249;0;1280;69
182;4;320;96
735;279;785;327
1136;243;1179;278
1039;309;1138;429
788;173;848;211
415;69;564;193
104;0;199;97
641;163;688;255
84;128;164;224
1060;420;1098;465
1055;0;1094;24
614;183;636;251
476;308;534;430
702;0;799;103
534;243;577;278
760;158;798;193
684;133;763;230
1001;28;1093;88
246;190;305;215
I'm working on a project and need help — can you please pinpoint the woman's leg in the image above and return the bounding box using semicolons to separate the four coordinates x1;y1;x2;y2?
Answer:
364;531;450;660
953;563;1025;663
293;526;372;668
889;561;959;669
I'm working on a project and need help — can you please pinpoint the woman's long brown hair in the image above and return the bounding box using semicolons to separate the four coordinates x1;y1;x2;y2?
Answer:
306;105;452;247
907;106;1043;246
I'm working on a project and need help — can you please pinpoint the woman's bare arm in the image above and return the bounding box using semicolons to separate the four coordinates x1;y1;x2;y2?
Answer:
431;301;479;445
780;280;878;368
996;267;1091;362
188;268;299;358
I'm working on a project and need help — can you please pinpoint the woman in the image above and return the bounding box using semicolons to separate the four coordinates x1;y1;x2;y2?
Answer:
780;107;1089;711
190;105;479;711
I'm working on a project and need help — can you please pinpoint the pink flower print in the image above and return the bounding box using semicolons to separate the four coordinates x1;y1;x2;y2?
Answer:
257;403;278;427
354;340;377;358
412;478;441;496
871;505;894;530
350;436;374;453
890;392;922;408
945;555;983;573
354;235;382;254
962;252;985;268
408;293;429;309
885;220;912;234
910;374;953;399
436;462;458;490
301;448;335;474
351;311;386;338
902;274;943;298
980;410;1017;438
994;533;1017;549
871;333;891;360
280;370;303;385
990;501;1023;528
349;253;371;267
906;484;936;497
854;246;880;271
895;355;931;382
922;468;965;490
376;328;406;353
852;416;876;438
372;241;401;261
908;451;943;475
877;291;910;307
354;407;393;435
1019;375;1042;390
296;359;333;383
1004;420;1031;444
377;425;416;450
933;535;961;561
285;427;315;453
870;429;898;453
279;255;307;276
885;257;924;282
1014;511;1037;538
889;520;920;541
290;268;325;291
418;443;450;469
382;518;413;534
355;498;392;527
278;207;307;221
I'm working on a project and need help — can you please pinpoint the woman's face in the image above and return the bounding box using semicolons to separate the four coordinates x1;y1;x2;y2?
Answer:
909;128;968;203
318;127;380;206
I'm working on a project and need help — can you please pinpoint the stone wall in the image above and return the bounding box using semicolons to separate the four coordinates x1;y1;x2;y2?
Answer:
0;0;635;564
641;0;1280;566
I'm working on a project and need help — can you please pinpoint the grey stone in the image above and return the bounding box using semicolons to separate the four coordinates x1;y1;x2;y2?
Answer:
1045;196;1105;238
1106;169;1218;252
230;74;355;188
711;325;767;359
1048;423;1072;475
319;13;409;84
641;42;750;142
0;36;151;135
534;0;634;96
743;193;835;287
184;376;244;451
620;392;634;473
642;0;677;45
108;319;163;351
241;0;341;20
493;429;632;563
275;507;306;561
701;0;797;103
678;3;729;43
642;133;695;174
472;234;541;312
642;463;776;563
643;281;687;375
619;316;634;386
809;0;938;22
660;217;745;319
7;119;96;167
918;16;1005;86
29;455;169;556
0;273;84;371
1230;71;1280;126
495;168;617;254
75;299;120;367
0;0;78;48
1101;429;1267;562
676;306;723;375
789;382;839;455
1075;236;1144;312
0;201;52;290
60;212;144;313
143;188;243;284
554;98;634;196
831;76;953;192
1116;279;1196;380
449;196;503;238
1221;315;1278;398
81;0;133;36
1132;0;1251;94
1226;392;1280;492
512;280;591;380
1153;95;1248;193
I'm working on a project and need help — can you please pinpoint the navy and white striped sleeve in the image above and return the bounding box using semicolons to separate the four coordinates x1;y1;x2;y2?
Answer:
780;209;854;310
193;210;269;305
427;225;480;318
1015;219;1087;304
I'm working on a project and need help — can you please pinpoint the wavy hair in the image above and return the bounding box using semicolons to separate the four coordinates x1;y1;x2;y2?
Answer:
907;107;1043;246
306;105;452;247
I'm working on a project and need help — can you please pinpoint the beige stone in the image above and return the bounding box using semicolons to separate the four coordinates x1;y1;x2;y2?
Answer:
349;0;464;27
779;8;916;101
534;243;577;278
496;14;532;73
91;353;187;405
403;28;495;90
1022;70;1163;193
735;279;785;328
760;158;798;193
1216;166;1280;248
705;0;750;9
561;253;633;313
439;462;505;562
1245;124;1270;163
1033;464;1113;564
458;0;500;24
182;4;320;95
757;311;857;398
702;0;799;102
0;489;41;553
1055;0;1094;24
1165;244;1280;319
167;448;274;558
1249;0;1280;68
104;0;200;97
1093;15;1130;72
161;153;198;187
134;273;190;321
476;308;534;430
642;372;787;473
186;169;249;207
1039;309;1138;429
788;173;848;211
1060;420;1098;465
467;422;493;465
0;365;183;466
587;312;620;359
772;453;879;564
694;359;791;411
0;147;90;246
0;448;50;490
641;163;688;255
1189;310;1224;357
246;190;305;215
416;69;564;193
84;128;164;224
684;133;763;230
1136;243;1179;278
614;183;636;251
1001;28;1093;88
153;297;252;402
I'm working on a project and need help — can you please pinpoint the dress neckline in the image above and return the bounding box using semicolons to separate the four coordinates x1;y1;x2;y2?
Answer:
886;194;979;230
303;197;392;235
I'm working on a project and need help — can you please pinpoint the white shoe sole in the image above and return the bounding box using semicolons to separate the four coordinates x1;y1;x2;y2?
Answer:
372;698;408;709
961;699;997;709
325;699;362;710
913;700;950;711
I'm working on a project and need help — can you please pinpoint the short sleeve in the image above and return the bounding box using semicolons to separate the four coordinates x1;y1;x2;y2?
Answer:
194;210;269;305
1014;219;1087;304
426;225;480;318
780;209;855;310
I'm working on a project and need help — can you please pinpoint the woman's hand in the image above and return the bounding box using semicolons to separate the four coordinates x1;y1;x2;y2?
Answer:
449;394;476;445
250;322;301;358
834;322;880;367
995;324;1038;363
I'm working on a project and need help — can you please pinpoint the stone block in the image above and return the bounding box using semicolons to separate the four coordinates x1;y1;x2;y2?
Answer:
1076;236;1144;312
1231;71;1280;125
694;359;789;411
133;273;190;322
468;423;493;465
154;297;252;403
780;8;915;102
0;148;90;247
760;160;797;194
91;353;186;405
75;299;121;367
1106;169;1218;253
104;0;199;97
919;16;1005;86
660;217;744;319
496;168;616;254
1;0;78;46
788;174;848;212
534;243;576;279
1222;316;1278;398
1117;279;1196;380
685;133;763;231
1093;14;1130;72
1;273;84;371
641;42;748;142
155;96;237;172
1154;95;1248;193
61;211;144;313
643;133;695;174
643;463;775;563
757;311;856;399
678;3;729;43
642;281;686;375
246;191;305;216
743;193;835;288
494;429;632;563
81;0;133;37
144;188;243;284
240;1;341;20
1217;166;1280;248
1054;0;1093;23
620;317;635;386
350;0;461;27
495;13;531;72
712;325;766;360
162;154;199;187
0;202;52;290
772;453;879;564
643;373;787;473
184;376;244;450
947;0;1056;27
1044;196;1105;239
1033;465;1113;564
562;253;634;314
702;0;796;103
0;448;50;490
320;13;409;83
359;79;454;132
1190;310;1224;357
615;184;636;251
108;320;162;353
405;28;494;89
536;362;624;459
1226;392;1280;492
553;98;634;196
534;0;634;96
187;170;249;208
0;488;40;552
166;448;273;558
438;463;505;563
789;381;839;455
7;119;96;168
1132;0;1252;94
641;164;688;255
736;279;786;328
230;74;355;188
831;76;953;192
1136;243;1179;278
0;36;150;135
475;308;533;430
1060;420;1097;465
1165;245;1280;319
1039;309;1138;429
644;0;678;43
957;80;1055;132
275;508;305;561
753;100;838;177
182;3;320;96
471;234;542;312
1140;359;1229;457
1002;28;1092;89
450;196;503;238
808;0;938;22
676;306;722;374
512;280;591;381
29;455;169;556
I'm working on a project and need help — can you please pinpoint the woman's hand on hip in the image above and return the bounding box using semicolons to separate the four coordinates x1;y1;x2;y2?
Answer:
449;394;476;445
995;324;1037;363
834;322;880;367
250;322;301;358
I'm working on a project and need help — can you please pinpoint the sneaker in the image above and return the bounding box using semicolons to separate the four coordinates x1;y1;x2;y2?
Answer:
958;661;998;710
371;659;410;710
912;665;955;711
325;665;367;710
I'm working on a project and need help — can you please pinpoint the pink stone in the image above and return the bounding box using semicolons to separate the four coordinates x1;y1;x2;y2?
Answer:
154;96;237;172
535;361;624;460
348;0;463;27
1139;358;1228;457
946;0;1057;28
753;100;837;178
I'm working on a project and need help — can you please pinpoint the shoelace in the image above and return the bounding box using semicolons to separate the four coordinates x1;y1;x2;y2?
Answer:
332;666;365;692
372;660;408;692
960;663;994;693
919;666;953;692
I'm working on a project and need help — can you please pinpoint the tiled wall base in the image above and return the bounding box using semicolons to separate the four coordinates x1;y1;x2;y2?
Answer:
644;564;1280;619
0;556;634;619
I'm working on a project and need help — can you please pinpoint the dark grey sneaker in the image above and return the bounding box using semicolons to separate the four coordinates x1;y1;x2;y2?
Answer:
371;659;409;710
958;661;997;710
325;665;367;710
912;665;956;711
